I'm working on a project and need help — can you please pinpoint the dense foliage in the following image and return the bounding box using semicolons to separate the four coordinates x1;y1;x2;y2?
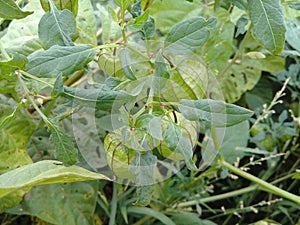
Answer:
0;0;300;224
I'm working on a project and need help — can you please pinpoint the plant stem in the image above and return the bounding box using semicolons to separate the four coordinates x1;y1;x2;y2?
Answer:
176;185;258;208
220;160;300;205
17;72;51;126
109;183;118;225
19;70;54;88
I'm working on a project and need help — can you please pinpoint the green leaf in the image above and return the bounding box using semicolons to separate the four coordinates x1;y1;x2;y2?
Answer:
128;10;150;32
286;18;300;53
52;73;64;97
127;207;176;225
38;0;76;49
75;0;97;45
0;118;34;175
164;122;197;171
0;107;35;212
0;53;27;78
25;45;97;78
119;48;137;80
9;182;98;225
149;0;202;34
293;171;300;179
164;17;216;54
178;99;253;127
202;121;249;165
0;0;44;56
129;151;157;185
63;85;134;111
0;0;33;19
216;54;263;102
248;0;286;54
49;125;78;165
0;160;109;199
40;0;78;16
140;16;155;40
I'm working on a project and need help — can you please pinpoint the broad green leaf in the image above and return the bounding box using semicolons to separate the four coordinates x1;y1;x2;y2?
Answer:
248;0;286;54
127;207;176;225
129;151;157;186
40;0;78;16
25;45;97;78
202;121;249;165
75;0;97;45
164;122;197;171
9;182;98;225
164;16;216;54
149;0;202;34
0;0;44;56
217;58;263;103
49;125;78;165
178;99;253;127
0;0;33;19
119;48;137;80
38;0;76;49
63;85;134;111
286;19;300;53
0;117;34;175
0;108;35;211
0;53;27;78
0;160;109;198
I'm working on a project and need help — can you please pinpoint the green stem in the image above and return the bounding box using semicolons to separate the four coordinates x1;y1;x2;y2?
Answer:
19;70;54;88
220;160;300;205
17;73;51;125
109;183;118;225
176;185;258;208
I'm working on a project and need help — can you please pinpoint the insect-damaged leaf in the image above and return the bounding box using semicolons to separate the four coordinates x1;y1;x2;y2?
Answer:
0;0;33;20
25;45;96;78
164;16;216;54
248;0;286;54
178;99;253;127
38;0;76;49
